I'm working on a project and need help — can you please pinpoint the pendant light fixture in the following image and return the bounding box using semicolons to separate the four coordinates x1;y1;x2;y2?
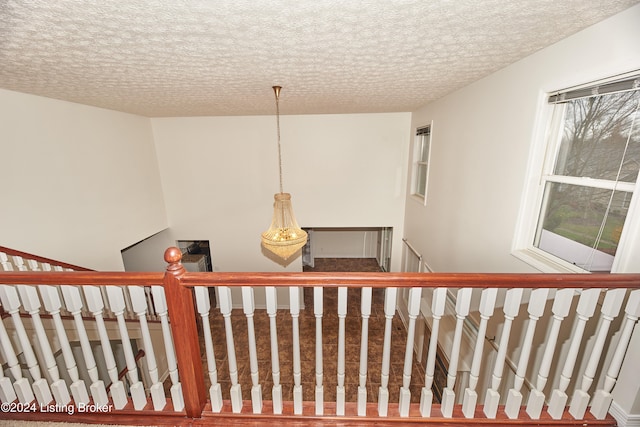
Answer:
261;86;308;260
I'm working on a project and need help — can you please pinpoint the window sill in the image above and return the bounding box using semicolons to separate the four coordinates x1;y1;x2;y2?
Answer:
410;194;427;206
511;248;590;274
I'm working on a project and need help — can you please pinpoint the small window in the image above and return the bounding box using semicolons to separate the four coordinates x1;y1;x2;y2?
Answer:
516;74;640;272
411;125;432;203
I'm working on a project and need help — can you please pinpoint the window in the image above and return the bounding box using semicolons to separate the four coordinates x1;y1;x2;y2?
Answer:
411;125;432;203
515;74;640;272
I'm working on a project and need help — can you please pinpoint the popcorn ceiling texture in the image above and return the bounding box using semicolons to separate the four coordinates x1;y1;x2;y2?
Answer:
0;0;637;117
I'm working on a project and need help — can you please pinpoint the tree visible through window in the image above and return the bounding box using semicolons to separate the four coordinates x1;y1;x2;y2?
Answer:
535;83;639;272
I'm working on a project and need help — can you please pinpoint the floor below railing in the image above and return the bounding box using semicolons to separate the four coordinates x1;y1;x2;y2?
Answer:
0;403;619;427
196;400;618;426
200;286;440;404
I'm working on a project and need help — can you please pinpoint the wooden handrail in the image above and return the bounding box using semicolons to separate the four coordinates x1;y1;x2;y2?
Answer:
0;245;92;271
177;271;640;289
0;271;164;285
2;270;639;289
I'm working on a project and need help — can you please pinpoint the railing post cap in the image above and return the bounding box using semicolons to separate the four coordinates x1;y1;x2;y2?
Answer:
164;247;183;265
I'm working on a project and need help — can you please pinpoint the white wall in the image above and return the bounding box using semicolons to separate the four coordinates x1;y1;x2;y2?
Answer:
151;112;410;272
405;4;640;273
0;89;169;270
311;228;379;258
121;229;175;272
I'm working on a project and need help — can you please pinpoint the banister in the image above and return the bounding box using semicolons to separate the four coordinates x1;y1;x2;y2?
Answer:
0;271;163;285
0;246;638;426
177;271;640;289
0;246;92;271
162;246;207;418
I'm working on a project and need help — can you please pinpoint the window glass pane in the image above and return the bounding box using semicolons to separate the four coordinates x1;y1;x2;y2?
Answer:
554;90;640;182
535;182;630;272
420;135;430;163
415;164;427;197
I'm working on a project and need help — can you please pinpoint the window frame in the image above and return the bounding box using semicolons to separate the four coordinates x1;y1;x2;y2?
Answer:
513;73;640;273
411;123;433;205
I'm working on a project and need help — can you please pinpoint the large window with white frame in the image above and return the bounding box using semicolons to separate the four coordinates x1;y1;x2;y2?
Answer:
411;124;432;203
515;73;640;273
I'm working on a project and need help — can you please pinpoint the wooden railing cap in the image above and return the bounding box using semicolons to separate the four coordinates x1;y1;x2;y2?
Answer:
164;246;183;264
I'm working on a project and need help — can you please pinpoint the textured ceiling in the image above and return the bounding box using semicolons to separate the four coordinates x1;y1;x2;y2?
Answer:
0;0;638;117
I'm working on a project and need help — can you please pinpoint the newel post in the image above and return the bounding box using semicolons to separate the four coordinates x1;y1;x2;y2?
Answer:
163;247;207;418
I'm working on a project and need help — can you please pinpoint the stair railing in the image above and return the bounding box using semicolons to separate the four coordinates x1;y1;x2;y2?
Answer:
0;245;638;426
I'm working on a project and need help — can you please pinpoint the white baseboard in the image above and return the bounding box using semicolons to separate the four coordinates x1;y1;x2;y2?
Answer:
610;400;640;427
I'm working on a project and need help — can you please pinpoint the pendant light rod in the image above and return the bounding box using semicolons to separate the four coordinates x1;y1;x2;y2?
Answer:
261;85;308;262
273;85;284;194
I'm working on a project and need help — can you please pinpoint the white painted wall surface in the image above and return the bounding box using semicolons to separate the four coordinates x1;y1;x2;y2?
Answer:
121;229;175;272
0;89;168;270
405;4;640;273
151;112;410;273
311;229;379;258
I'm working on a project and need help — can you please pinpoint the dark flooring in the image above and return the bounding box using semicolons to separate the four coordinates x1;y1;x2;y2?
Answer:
198;258;430;405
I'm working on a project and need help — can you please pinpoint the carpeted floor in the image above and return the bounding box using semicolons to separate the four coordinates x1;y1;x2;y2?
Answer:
201;258;429;404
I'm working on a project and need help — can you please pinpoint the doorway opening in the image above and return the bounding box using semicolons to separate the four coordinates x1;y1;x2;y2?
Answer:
176;240;212;272
301;227;392;272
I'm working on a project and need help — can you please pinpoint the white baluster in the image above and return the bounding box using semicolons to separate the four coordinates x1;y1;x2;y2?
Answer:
83;285;128;409
399;287;422;417
194;286;222;412
219;286;242;413
358;287;372;416
313;287;324;415
420;287;447;417
26;259;40;271
150;286;184;411
0;261;34;404
61;286;108;406
51;266;69;315
483;288;523;419
590;290;640;419
290;286;303;415
462;288;498;418
17;285;71;406
144;287;156;319
265;286;282;414
378;287;397;416
106;286;147;410
0;252;10;271
39;284;90;405
441;287;472;417
547;288;601;419
11;256;27;272
0;314;31;403
569;289;626;419
504;288;549;419
336;287;347;416
0;352;17;404
0;285;52;405
242;286;262;413
129;286;166;410
526;288;575;419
